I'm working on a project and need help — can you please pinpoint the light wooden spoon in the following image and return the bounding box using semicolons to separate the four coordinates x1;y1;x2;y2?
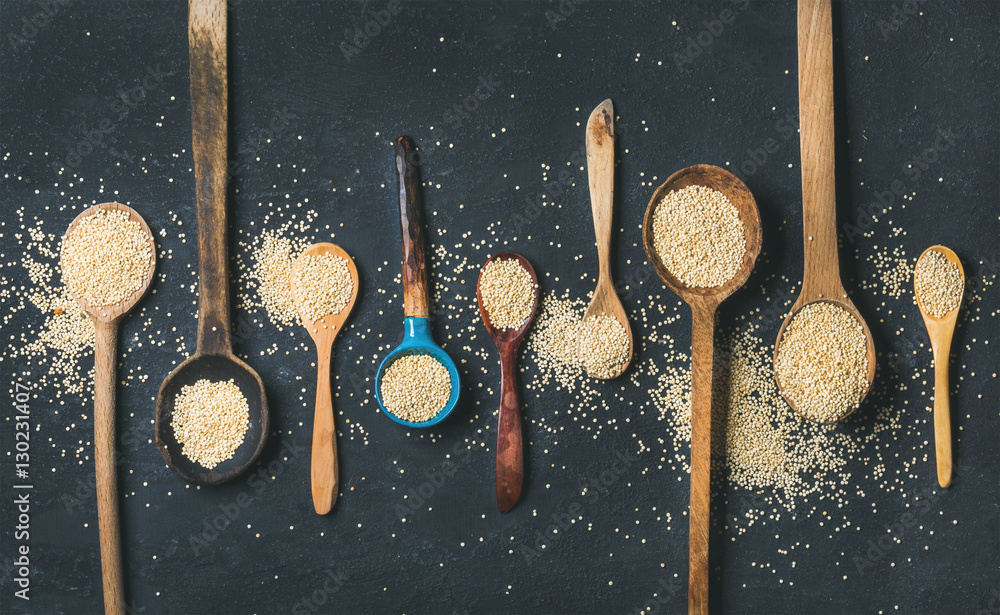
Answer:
914;245;964;488
291;242;360;514
643;165;762;615
579;98;633;379
62;202;156;615
775;0;876;423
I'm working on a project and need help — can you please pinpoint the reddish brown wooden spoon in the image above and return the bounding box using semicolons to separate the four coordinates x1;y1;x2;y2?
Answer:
476;252;540;513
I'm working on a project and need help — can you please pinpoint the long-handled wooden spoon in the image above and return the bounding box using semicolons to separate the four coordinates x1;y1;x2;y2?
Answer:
915;245;964;488
290;243;360;514
775;0;876;422
155;0;269;485
475;252;540;513
62;202;156;615
579;98;633;379
643;165;762;615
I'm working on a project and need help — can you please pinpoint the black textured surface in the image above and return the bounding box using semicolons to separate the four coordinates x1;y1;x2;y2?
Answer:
2;1;998;614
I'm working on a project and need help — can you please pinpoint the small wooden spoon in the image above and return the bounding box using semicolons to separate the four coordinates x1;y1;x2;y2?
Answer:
915;245;964;488
475;252;540;513
290;243;360;514
775;0;877;423
643;165;762;615
156;0;269;486
62;202;156;615
579;98;633;379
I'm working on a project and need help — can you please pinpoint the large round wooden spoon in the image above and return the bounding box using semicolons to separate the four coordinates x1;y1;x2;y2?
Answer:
915;245;964;488
155;0;269;486
475;252;540;513
643;165;761;615
579;98;633;379
775;0;876;423
290;243;360;514
62;202;156;615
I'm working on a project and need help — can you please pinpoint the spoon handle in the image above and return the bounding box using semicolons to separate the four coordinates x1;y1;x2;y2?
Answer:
797;0;842;300
688;303;716;615
586;99;615;282
933;345;952;488
94;320;124;615
394;136;431;318
189;0;232;355
312;345;339;514
495;350;523;513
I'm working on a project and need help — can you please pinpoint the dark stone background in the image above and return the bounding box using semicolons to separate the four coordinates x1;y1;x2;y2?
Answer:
2;1;998;613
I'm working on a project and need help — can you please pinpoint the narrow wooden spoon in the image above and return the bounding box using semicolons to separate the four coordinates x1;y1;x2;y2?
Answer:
775;0;876;422
579;98;633;379
475;252;540;513
291;243;360;514
914;245;964;488
643;165;762;615
62;202;156;615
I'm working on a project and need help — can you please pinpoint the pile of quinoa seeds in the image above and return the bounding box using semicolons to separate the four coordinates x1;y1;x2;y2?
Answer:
652;184;745;288
170;379;250;469
61;208;152;307
379;354;452;422
478;257;536;330
775;302;870;422
914;248;963;318
292;251;353;322
576;314;631;379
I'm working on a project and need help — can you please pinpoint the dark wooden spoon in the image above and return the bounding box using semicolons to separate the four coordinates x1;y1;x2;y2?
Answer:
155;0;268;486
642;164;762;615
475;252;540;513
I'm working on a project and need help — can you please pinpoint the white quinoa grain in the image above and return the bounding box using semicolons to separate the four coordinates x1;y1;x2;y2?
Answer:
293;251;353;321
652;185;744;288
479;258;536;330
775;302;869;422
577;314;630;379
61;208;152;307
171;379;250;469
380;354;452;423
914;249;963;318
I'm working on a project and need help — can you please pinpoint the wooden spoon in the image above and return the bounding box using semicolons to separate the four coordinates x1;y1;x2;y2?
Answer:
290;243;360;514
155;0;269;486
579;98;633;379
774;0;877;423
642;165;762;615
914;245;964;488
475;252;540;513
62;202;156;615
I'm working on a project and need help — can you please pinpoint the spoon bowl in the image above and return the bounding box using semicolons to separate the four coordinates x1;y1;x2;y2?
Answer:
642;164;761;615
63;201;156;615
476;252;540;512
156;354;269;486
375;328;461;429
914;244;964;487
290;242;360;513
